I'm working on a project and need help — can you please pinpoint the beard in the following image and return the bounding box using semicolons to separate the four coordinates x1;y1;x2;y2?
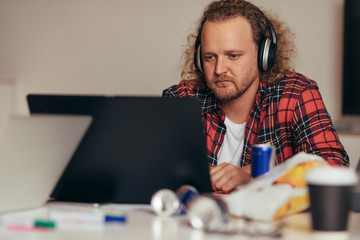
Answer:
207;72;258;102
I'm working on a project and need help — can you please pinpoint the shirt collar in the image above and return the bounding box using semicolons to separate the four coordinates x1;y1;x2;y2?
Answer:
201;87;221;115
254;81;268;111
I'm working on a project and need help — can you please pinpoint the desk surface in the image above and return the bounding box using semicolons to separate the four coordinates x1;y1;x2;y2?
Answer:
0;202;359;240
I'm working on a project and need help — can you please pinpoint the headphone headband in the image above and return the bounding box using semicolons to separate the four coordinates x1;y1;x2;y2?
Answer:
265;18;277;44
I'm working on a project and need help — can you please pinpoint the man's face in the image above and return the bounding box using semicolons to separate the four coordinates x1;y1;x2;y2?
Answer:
201;16;260;102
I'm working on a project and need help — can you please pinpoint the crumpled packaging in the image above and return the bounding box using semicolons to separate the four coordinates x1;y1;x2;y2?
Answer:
222;152;329;221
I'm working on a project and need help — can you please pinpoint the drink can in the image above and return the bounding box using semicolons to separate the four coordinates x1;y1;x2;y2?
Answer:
176;185;199;212
151;189;179;216
251;144;274;178
187;195;282;235
151;185;199;216
187;194;229;232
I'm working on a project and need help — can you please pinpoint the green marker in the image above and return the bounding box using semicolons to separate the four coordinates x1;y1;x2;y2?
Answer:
34;219;56;228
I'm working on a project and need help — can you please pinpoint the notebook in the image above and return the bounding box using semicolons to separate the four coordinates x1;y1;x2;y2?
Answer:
27;94;212;204
0;114;92;213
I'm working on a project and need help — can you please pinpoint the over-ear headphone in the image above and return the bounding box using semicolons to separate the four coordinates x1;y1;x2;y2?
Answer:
194;17;277;73
258;18;277;72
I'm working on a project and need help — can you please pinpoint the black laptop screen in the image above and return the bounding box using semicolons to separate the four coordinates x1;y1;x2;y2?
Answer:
27;94;212;204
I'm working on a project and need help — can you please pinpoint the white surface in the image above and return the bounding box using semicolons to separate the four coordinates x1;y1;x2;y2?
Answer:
0;202;359;240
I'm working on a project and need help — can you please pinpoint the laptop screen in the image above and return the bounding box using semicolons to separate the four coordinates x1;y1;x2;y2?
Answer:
27;94;212;204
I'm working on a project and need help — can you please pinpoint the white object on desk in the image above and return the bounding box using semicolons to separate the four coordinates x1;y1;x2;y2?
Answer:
0;115;92;213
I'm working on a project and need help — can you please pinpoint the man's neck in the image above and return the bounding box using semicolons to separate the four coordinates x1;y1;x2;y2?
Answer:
220;79;259;124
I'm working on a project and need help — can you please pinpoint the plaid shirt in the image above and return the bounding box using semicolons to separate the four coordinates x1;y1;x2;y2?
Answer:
162;72;349;167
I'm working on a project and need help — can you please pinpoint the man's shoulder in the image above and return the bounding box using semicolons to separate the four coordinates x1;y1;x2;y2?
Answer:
266;72;319;97
279;72;318;90
162;80;208;98
262;72;320;105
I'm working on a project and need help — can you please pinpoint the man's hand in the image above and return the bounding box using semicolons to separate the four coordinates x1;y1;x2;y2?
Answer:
209;163;251;193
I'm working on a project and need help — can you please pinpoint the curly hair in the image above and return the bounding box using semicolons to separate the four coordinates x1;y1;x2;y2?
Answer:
180;0;296;85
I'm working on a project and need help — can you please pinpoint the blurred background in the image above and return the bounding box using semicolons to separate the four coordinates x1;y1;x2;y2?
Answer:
0;0;359;165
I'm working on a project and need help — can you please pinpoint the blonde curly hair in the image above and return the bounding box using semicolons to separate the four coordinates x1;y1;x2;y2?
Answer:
180;0;296;85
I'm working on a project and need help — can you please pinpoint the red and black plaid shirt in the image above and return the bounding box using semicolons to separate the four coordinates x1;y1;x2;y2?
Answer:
162;72;349;167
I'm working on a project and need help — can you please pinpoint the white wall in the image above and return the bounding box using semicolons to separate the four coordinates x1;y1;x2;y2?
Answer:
0;0;344;117
0;0;212;113
339;135;360;168
0;0;359;162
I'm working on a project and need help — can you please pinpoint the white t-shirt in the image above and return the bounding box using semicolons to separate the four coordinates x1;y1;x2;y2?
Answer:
217;117;246;167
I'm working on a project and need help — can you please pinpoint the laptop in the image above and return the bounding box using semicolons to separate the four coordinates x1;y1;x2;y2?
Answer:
0;114;92;213
27;94;212;204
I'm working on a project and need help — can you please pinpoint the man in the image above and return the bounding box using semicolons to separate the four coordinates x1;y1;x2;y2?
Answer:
162;0;349;193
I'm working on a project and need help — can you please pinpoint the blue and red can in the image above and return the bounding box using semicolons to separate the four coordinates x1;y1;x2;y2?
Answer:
251;144;274;178
151;185;199;216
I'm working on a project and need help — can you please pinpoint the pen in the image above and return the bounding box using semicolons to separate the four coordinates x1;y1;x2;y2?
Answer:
0;218;56;231
48;210;127;224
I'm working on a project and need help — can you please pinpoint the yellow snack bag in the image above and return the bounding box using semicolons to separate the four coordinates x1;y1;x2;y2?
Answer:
223;152;329;221
272;160;329;219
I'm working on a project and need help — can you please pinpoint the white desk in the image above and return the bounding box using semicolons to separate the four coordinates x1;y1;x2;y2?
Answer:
0;202;359;240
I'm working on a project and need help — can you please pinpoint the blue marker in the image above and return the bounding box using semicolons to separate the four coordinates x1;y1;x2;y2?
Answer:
104;214;127;223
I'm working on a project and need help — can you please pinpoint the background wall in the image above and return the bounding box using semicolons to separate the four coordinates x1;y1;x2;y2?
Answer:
0;0;212;114
0;0;345;116
0;0;359;164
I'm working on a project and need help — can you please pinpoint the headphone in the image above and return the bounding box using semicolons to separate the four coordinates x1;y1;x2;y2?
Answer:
194;17;277;73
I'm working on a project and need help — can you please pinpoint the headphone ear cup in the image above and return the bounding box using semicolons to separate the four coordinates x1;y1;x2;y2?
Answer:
258;37;277;72
194;44;203;73
267;41;277;70
258;37;267;71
